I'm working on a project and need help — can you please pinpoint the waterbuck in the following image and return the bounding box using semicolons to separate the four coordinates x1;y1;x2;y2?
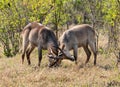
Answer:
21;22;62;67
57;24;97;65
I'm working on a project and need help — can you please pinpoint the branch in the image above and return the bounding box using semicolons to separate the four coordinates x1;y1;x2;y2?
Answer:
40;5;54;23
117;0;120;5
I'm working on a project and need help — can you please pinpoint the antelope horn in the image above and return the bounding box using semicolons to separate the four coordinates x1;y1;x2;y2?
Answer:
49;48;54;54
48;48;59;59
53;46;75;61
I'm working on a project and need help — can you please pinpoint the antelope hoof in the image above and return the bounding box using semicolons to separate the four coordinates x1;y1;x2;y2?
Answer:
94;62;96;66
71;58;75;61
28;61;31;65
70;56;75;61
38;63;40;67
75;61;78;64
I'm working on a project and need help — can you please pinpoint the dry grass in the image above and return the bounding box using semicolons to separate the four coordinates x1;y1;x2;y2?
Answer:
0;33;120;87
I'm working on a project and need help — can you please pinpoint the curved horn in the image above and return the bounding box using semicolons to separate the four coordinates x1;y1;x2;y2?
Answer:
48;48;60;67
48;46;75;67
49;48;54;54
49;46;75;61
48;48;59;59
52;46;75;61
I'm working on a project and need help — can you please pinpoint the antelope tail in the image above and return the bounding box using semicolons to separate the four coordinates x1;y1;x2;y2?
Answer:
95;31;99;53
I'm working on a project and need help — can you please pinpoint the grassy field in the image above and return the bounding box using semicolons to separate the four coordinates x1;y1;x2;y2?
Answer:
0;33;120;87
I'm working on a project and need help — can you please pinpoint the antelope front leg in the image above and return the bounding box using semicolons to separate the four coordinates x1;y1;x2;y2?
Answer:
73;45;78;64
38;47;42;66
22;53;25;64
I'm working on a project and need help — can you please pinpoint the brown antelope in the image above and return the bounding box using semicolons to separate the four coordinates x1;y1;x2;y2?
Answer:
21;22;63;67
56;24;98;65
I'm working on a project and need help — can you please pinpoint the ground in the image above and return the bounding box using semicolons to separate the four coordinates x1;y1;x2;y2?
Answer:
0;33;120;87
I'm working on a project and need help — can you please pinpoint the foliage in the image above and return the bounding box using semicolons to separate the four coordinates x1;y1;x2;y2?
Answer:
0;41;120;86
0;0;120;57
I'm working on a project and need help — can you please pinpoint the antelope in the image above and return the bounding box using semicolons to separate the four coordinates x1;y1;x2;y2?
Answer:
56;24;98;65
21;22;63;67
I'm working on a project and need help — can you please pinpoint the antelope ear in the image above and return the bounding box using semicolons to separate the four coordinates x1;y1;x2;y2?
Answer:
49;48;53;54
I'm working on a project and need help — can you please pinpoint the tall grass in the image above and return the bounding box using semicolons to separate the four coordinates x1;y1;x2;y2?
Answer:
0;33;120;87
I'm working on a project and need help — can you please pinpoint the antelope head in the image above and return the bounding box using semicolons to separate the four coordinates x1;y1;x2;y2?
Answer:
48;46;75;67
